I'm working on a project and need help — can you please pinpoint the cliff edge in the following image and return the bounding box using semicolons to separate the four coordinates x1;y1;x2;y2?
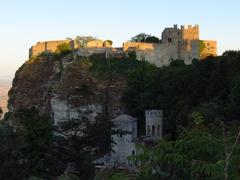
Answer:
8;52;131;125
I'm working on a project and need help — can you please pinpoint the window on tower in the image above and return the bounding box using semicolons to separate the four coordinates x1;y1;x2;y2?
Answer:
157;125;160;136
152;125;155;136
147;125;150;135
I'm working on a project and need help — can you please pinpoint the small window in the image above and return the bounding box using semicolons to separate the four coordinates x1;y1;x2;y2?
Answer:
132;150;135;155
152;125;155;136
147;125;150;135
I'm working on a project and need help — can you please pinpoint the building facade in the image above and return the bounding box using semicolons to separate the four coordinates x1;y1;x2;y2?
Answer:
29;40;71;57
123;24;217;67
111;114;137;168
93;110;163;170
29;39;113;58
145;110;163;140
29;25;217;67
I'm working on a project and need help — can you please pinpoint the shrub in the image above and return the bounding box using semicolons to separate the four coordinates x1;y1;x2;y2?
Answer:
56;43;72;55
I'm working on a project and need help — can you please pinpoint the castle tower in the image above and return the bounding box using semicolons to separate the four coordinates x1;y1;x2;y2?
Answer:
111;114;137;168
145;110;163;139
161;25;181;45
181;24;199;40
179;25;200;64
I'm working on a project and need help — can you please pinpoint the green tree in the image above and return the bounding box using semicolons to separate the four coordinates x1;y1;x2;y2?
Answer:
104;40;113;46
15;108;53;178
135;113;240;180
74;36;97;47
229;76;240;116
130;33;160;43
0;121;25;179
56;43;73;55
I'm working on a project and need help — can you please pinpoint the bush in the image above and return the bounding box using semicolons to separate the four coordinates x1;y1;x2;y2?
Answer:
56;43;73;55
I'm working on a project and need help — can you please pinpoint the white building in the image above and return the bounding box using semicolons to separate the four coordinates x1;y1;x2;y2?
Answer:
111;114;137;168
93;110;163;170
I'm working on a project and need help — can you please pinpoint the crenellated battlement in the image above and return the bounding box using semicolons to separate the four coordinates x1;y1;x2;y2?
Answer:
145;110;163;117
29;24;217;67
181;24;199;30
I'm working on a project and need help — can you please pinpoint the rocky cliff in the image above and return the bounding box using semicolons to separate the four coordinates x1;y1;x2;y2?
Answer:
8;52;129;125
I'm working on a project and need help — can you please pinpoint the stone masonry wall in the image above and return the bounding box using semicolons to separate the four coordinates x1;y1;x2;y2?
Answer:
123;42;179;67
200;40;217;59
29;25;217;67
29;40;71;57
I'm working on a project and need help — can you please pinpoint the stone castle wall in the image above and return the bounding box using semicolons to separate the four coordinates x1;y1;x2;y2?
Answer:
122;42;154;51
200;40;217;59
122;24;216;67
86;40;103;48
179;40;200;64
29;25;217;67
123;42;178;67
122;42;179;66
29;40;71;57
29;39;113;58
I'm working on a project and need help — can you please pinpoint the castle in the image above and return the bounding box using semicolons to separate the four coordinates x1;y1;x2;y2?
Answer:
29;39;112;57
93;110;163;170
29;24;217;67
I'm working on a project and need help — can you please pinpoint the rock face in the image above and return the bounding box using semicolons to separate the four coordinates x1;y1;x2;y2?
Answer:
8;53;127;125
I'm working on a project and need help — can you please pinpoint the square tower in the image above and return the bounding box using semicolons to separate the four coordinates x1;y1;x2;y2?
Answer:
161;25;181;45
180;25;199;40
145;110;163;140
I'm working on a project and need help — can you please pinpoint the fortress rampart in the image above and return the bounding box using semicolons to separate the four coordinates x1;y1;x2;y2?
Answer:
29;24;217;67
29;40;71;57
29;39;112;58
122;24;216;66
200;40;217;59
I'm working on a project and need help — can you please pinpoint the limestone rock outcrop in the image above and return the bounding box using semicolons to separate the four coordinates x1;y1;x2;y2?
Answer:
8;53;127;125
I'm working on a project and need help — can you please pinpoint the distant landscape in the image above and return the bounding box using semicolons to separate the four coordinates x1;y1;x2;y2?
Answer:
0;79;11;114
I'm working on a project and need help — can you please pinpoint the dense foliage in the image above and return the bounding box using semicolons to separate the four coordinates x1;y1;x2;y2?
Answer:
0;108;112;179
96;51;240;180
123;51;240;136
2;51;240;179
134;114;240;179
130;33;160;43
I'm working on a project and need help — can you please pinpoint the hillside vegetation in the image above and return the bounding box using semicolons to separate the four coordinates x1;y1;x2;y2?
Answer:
1;50;240;179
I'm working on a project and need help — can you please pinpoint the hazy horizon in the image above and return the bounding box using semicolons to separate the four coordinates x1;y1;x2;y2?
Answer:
1;0;240;81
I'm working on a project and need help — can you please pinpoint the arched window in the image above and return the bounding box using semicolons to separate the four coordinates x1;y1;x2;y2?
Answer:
147;125;150;135
152;125;155;136
157;125;160;136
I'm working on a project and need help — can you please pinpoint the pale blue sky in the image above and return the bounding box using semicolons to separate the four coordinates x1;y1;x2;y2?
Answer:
0;0;240;80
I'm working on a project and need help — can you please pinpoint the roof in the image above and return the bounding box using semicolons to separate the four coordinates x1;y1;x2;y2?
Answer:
112;114;136;122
